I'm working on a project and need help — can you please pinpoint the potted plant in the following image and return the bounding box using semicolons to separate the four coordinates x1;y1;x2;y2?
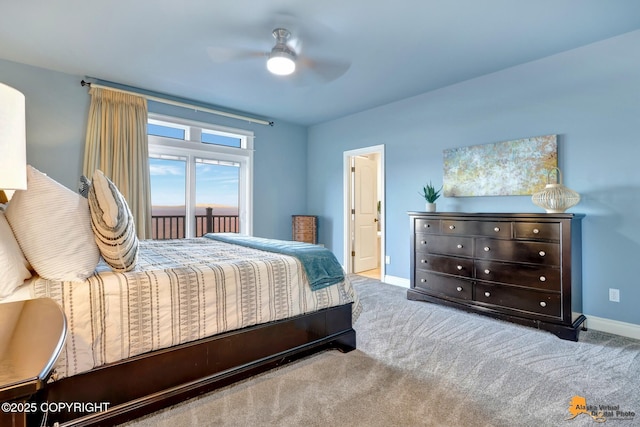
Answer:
420;181;442;212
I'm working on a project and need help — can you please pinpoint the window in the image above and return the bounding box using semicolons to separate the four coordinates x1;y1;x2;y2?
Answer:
201;130;242;148
147;115;253;239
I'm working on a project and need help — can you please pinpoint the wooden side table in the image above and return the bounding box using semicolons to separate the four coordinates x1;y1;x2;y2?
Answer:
0;298;66;427
292;215;318;244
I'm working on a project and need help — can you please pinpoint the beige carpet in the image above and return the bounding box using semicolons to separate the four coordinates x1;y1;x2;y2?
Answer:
121;275;640;427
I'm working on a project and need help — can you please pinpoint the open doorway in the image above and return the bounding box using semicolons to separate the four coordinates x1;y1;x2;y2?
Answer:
343;145;385;281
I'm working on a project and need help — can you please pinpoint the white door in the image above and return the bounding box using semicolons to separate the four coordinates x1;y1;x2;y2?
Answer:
353;156;378;272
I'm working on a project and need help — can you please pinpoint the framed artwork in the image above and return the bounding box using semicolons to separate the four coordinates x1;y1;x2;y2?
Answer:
443;135;557;197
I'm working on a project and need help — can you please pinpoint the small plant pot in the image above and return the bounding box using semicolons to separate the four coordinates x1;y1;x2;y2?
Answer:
426;202;436;212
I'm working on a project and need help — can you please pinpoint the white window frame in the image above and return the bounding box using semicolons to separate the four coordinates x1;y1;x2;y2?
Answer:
147;113;254;237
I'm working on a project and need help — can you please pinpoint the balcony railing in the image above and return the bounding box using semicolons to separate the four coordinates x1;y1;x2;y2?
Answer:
151;207;239;240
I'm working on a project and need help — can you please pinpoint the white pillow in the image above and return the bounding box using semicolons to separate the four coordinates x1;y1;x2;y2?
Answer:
0;211;32;298
87;169;138;272
5;165;100;281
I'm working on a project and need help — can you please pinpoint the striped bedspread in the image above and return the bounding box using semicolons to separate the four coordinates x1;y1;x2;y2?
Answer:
204;233;345;291
31;238;361;380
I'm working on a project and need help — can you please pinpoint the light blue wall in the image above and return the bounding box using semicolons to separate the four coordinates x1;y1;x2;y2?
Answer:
0;58;308;240
308;30;640;326
0;59;89;188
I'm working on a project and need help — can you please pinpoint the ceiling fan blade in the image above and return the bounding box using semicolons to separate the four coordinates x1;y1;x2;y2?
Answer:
206;46;265;63
297;56;352;84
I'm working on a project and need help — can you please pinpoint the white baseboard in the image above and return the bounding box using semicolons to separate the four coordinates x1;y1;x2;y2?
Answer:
584;315;640;341
382;275;410;288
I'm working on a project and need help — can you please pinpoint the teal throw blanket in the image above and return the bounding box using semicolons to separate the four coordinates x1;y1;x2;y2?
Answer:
204;233;344;291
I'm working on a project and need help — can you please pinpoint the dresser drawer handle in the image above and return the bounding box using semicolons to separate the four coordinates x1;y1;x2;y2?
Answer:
484;269;490;274
421;240;427;245
457;244;463;249
539;276;546;282
421;278;427;283
533;228;540;234
539;250;546;257
484;246;490;252
494;227;500;232
424;224;430;229
484;291;491;297
456;286;463;292
539;301;547;307
449;225;455;230
456;265;463;270
420;259;427;264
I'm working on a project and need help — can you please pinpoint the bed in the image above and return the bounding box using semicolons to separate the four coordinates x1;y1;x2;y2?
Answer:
0;167;360;426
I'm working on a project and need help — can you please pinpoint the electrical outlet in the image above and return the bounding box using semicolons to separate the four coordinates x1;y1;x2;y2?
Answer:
609;288;620;303
385;256;390;264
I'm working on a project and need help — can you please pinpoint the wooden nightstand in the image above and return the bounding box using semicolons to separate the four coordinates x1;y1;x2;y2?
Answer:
292;215;318;244
0;298;66;427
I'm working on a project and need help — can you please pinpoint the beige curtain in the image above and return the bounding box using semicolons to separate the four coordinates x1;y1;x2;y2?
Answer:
83;87;152;239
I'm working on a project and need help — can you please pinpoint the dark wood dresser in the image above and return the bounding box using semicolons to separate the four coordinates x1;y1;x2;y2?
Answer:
292;215;318;244
408;212;585;341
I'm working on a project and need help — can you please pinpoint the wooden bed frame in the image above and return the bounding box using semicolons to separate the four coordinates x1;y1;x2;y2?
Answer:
27;303;356;427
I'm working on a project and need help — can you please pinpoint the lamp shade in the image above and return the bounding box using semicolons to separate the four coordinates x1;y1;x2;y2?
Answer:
531;167;580;213
0;83;27;190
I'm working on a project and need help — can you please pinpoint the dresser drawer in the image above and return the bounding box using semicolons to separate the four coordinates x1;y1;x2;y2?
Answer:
415;271;472;300
475;221;512;238
440;220;475;235
293;231;316;243
514;222;560;241
475;260;560;291
416;234;473;257
415;218;440;234
416;253;473;277
294;224;316;231
475;282;561;318
474;238;559;266
441;219;512;238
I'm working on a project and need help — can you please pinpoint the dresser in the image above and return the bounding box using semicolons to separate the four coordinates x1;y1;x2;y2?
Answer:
292;215;318;244
408;212;585;341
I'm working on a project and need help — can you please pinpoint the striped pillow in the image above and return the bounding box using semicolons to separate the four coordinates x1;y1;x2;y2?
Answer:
78;175;91;198
4;165;100;281
87;170;138;271
0;211;32;298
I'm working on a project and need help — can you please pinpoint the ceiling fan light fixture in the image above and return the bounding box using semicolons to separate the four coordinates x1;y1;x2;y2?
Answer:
267;49;296;76
267;28;297;76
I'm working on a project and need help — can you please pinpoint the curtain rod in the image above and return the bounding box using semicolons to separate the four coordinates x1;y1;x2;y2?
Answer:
80;80;274;127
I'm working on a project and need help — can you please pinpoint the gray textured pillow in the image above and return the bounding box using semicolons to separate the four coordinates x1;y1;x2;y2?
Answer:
87;170;138;272
5;165;100;281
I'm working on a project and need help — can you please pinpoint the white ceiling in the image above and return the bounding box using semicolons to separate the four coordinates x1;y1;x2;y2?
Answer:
2;0;640;126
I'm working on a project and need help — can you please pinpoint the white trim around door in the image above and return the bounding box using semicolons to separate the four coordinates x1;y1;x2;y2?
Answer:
343;145;385;279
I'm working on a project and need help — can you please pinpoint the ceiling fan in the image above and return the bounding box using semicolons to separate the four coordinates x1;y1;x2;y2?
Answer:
266;28;297;76
206;23;351;83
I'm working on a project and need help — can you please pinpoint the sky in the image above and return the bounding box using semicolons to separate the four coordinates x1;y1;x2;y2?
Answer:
149;157;239;207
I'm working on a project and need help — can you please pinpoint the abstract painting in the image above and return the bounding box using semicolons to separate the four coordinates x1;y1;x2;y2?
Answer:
443;135;557;197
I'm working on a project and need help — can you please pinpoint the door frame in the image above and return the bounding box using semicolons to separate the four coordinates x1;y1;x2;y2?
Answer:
343;144;385;278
